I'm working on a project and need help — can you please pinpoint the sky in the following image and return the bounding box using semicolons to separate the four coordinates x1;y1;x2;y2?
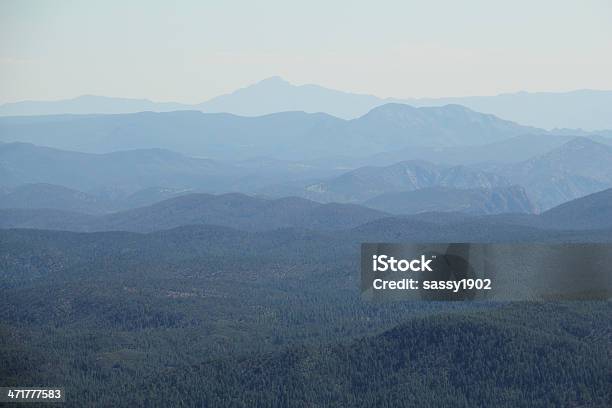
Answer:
1;0;611;104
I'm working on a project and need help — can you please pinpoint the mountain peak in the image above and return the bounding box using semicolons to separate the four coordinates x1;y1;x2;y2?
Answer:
363;103;478;119
358;103;418;120
254;76;291;86
366;103;417;113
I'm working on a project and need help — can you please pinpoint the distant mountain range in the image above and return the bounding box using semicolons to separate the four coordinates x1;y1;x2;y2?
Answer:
498;137;612;209
0;95;187;116
0;183;198;214
263;160;512;203
2;187;612;234
0;142;234;193
0;183;108;214
363;186;535;215
0;142;343;195
100;193;388;232
355;134;612;167
0;192;388;232
2;77;612;130
0;104;541;160
0;182;535;220
4;80;612;408
409;187;612;232
197;76;383;120
3;136;612;212
411;89;612;131
271;137;612;210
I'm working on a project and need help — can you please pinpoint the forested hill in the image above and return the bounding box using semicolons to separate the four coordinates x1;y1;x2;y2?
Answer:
154;302;611;408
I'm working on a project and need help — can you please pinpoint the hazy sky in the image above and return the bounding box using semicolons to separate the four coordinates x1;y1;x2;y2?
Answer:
1;0;611;104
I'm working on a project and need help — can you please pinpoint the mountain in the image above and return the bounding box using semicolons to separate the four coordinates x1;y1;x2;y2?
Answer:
117;187;200;209
540;188;612;230
500;137;612;209
0;193;389;232
392;186;612;232
304;133;612;170
0;77;381;118
3;139;610;224
0;142;234;194
265;160;511;203
0;183;201;214
6;186;612;235
197;76;384;119
356;134;579;167
0;183;110;214
409;89;612;131
0;95;188;116
384;187;612;232
0;142;346;196
3;78;612;130
0;104;542;160
98;193;388;232
201;80;612;130
0;208;97;231
162;304;609;408
363;185;536;215
347;103;540;147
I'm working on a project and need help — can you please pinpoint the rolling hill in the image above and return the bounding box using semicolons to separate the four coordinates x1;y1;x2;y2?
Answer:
161;303;610;407
2;221;609;407
98;193;388;232
0;193;389;232
4;187;612;240
540;188;612;230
